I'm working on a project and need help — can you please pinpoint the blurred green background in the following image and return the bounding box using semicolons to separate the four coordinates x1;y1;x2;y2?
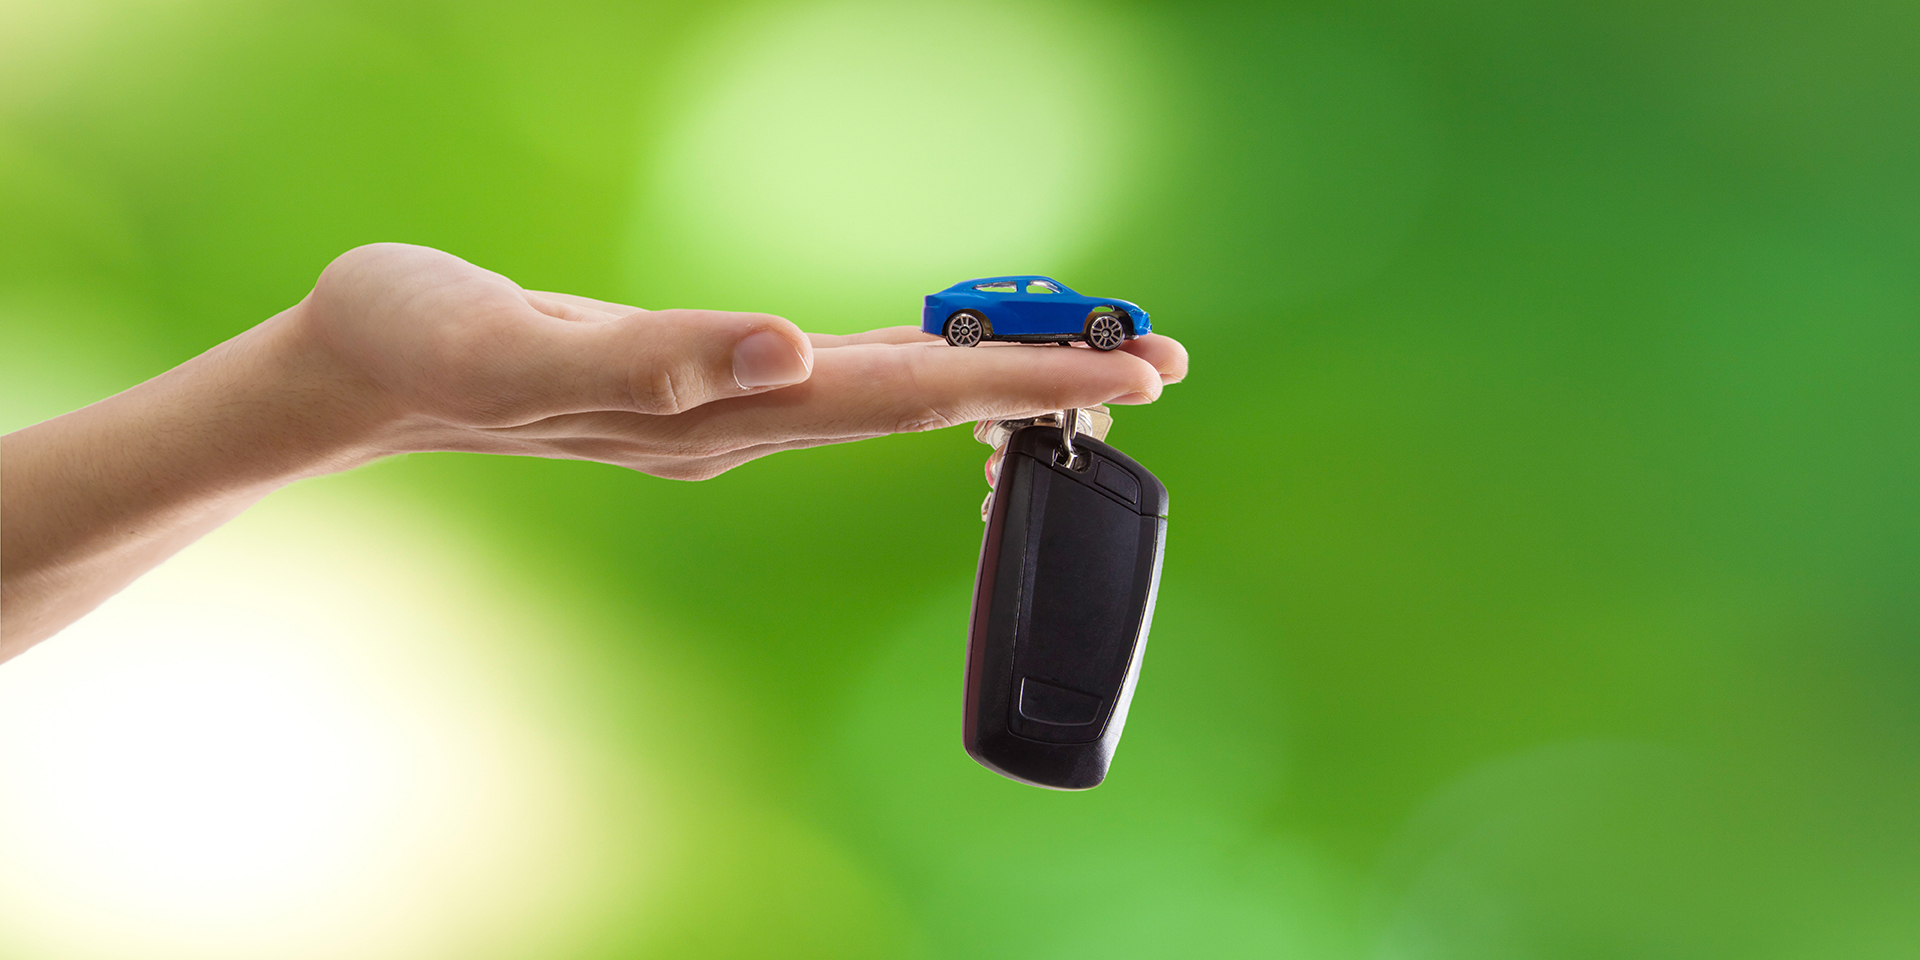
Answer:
2;0;1917;957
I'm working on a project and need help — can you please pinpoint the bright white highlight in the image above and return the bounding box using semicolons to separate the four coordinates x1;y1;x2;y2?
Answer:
0;492;610;960
651;0;1147;280
4;634;402;921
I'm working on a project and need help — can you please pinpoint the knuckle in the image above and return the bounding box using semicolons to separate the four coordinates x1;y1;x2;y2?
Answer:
885;353;956;433
897;403;957;434
627;364;688;415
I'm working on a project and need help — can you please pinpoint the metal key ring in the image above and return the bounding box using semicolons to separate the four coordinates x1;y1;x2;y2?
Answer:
1055;408;1080;468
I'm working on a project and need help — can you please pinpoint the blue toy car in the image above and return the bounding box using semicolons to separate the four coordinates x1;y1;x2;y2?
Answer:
923;276;1151;351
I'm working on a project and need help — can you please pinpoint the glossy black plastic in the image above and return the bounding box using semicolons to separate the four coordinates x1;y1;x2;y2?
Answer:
963;424;1168;789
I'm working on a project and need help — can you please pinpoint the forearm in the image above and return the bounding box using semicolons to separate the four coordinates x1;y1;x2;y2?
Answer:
0;303;392;659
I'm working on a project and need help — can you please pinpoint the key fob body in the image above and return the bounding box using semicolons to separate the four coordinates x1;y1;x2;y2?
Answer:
964;424;1168;790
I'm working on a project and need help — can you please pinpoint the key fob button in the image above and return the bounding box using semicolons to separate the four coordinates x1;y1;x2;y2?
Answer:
1093;460;1141;504
1016;678;1104;728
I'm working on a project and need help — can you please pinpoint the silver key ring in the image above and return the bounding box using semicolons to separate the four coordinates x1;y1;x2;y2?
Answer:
1044;407;1090;470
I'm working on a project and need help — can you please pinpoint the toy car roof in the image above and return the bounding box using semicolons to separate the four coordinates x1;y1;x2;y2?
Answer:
940;276;1070;292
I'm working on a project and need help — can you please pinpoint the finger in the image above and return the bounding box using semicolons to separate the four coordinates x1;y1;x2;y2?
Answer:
1118;334;1189;384
531;339;1168;453
486;308;815;420
525;290;647;320
807;326;940;348
789;341;1167;429
641;432;892;481
506;430;887;480
524;294;621;324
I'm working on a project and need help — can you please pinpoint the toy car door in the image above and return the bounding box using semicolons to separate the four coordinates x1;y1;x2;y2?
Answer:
1003;279;1075;334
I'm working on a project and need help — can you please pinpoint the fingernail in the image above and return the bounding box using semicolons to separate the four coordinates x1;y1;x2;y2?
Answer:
1110;392;1154;405
733;330;811;388
1161;375;1183;385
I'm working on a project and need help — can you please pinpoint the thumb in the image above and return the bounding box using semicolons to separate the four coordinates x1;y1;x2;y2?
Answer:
523;309;815;417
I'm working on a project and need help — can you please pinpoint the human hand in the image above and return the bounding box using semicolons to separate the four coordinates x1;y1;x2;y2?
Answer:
1;242;1187;655
297;244;1188;480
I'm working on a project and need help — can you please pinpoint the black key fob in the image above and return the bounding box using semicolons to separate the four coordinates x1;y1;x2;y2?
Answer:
963;423;1168;790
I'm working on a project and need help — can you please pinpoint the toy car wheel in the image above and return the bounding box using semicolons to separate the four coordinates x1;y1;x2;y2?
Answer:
1084;312;1129;351
945;311;987;347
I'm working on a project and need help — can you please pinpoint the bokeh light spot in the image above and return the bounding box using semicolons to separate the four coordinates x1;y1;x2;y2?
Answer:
648;0;1149;284
0;490;622;960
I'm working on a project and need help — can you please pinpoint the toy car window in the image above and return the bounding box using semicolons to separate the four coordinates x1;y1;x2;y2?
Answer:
973;281;1017;293
1024;280;1062;294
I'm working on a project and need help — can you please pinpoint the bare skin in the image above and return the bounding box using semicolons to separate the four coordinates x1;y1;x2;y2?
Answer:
0;243;1188;661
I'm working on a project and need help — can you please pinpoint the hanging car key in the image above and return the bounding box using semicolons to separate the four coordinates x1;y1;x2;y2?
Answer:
964;409;1168;790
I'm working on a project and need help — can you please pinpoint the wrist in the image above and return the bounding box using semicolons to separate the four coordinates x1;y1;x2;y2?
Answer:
236;299;413;480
